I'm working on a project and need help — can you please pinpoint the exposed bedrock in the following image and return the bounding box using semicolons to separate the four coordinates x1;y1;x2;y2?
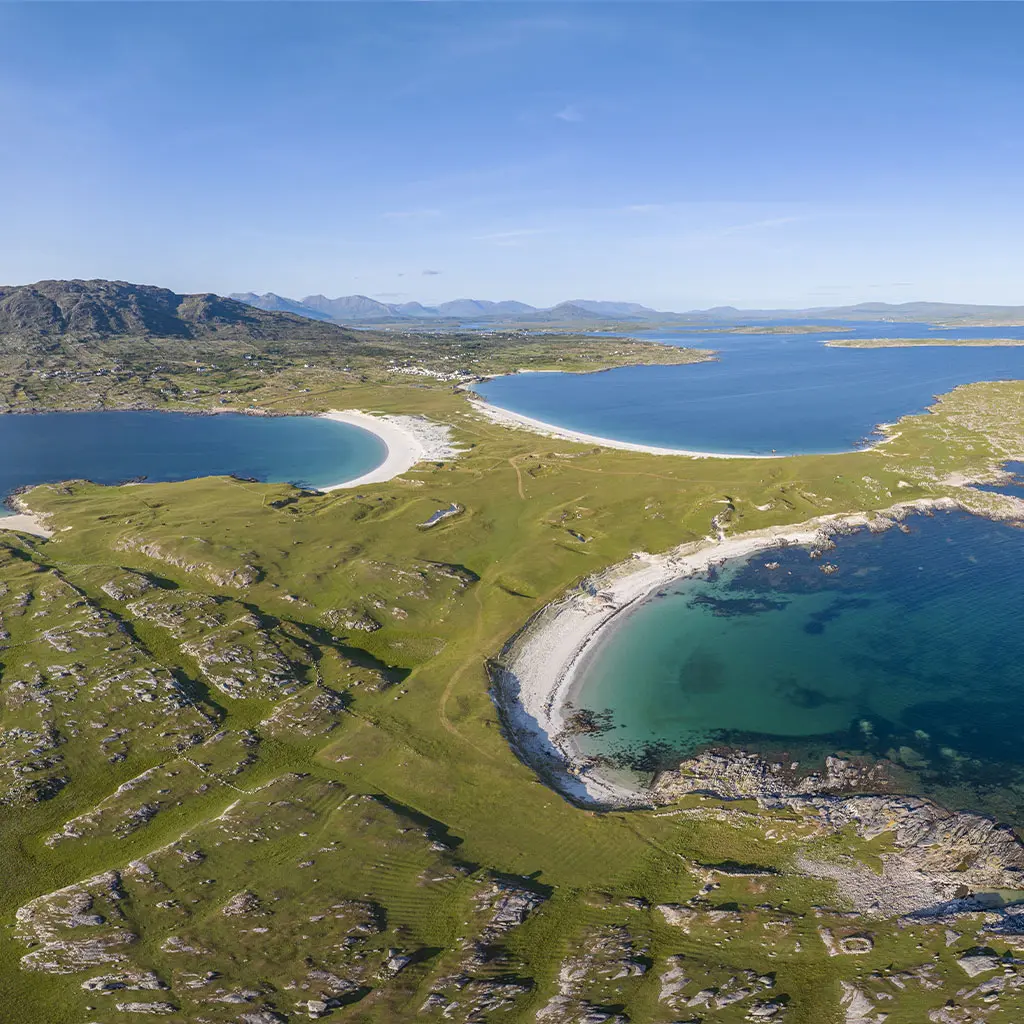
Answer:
658;751;1024;919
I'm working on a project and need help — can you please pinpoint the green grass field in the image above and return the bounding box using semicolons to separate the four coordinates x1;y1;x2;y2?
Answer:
1;372;1023;1023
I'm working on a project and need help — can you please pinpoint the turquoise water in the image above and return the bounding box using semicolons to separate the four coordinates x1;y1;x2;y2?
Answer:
0;411;386;514
474;322;1024;455
571;511;1024;818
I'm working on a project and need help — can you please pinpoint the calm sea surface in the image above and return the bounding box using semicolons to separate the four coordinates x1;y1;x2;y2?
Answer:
474;321;1024;454
972;461;1024;498
0;411;386;514
570;511;1024;819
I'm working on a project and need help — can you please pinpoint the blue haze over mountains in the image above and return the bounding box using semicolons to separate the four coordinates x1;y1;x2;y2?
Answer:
230;292;1024;326
229;292;660;324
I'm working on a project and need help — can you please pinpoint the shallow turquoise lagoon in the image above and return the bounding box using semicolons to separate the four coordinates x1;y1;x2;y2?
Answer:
570;511;1024;817
0;410;386;513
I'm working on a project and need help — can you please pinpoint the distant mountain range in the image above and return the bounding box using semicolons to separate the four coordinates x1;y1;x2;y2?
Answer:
230;292;1024;326
690;301;1024;324
229;292;682;324
3;281;1021;360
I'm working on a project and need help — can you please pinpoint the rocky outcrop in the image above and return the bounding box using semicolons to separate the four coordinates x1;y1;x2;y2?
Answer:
653;751;893;802
15;870;138;974
420;877;546;1019
656;751;1024;919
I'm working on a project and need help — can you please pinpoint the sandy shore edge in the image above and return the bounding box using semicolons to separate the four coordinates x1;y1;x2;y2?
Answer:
0;410;459;536
468;392;903;458
490;498;962;809
319;410;460;489
467;397;779;459
0;512;53;539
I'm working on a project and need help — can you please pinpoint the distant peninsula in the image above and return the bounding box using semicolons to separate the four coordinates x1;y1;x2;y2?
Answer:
684;324;856;335
826;337;1024;348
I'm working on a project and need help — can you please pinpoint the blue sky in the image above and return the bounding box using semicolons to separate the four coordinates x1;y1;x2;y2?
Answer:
1;2;1023;309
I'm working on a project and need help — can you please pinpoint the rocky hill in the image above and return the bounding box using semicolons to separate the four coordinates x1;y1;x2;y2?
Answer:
225;290;337;322
0;279;358;351
0;279;700;393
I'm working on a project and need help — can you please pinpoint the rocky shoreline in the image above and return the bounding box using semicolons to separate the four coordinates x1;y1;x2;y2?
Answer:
657;749;1024;922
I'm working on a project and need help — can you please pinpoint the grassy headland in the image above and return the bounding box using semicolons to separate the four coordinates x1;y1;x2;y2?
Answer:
2;282;1024;1021
1;364;1023;1021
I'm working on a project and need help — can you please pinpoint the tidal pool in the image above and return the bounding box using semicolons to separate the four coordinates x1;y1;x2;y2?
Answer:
569;510;1024;819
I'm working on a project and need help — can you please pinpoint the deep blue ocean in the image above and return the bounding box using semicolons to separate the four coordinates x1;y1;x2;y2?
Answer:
474;321;1024;455
0;411;386;514
571;511;1024;819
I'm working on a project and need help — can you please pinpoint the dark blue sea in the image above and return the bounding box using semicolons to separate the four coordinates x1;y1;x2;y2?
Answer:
972;461;1024;498
0;411;386;514
570;511;1024;819
474;321;1024;455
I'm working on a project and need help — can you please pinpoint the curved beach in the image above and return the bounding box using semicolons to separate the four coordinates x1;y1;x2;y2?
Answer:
319;410;460;489
0;410;460;539
491;499;959;809
468;397;780;459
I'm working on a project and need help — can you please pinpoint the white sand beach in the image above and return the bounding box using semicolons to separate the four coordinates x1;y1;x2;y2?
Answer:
468;397;780;459
319;410;461;489
0;410;456;537
469;395;901;458
0;512;53;538
492;498;959;809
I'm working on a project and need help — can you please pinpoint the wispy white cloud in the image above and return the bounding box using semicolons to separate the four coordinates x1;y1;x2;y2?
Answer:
555;104;583;122
717;216;801;236
474;228;549;247
382;208;442;221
